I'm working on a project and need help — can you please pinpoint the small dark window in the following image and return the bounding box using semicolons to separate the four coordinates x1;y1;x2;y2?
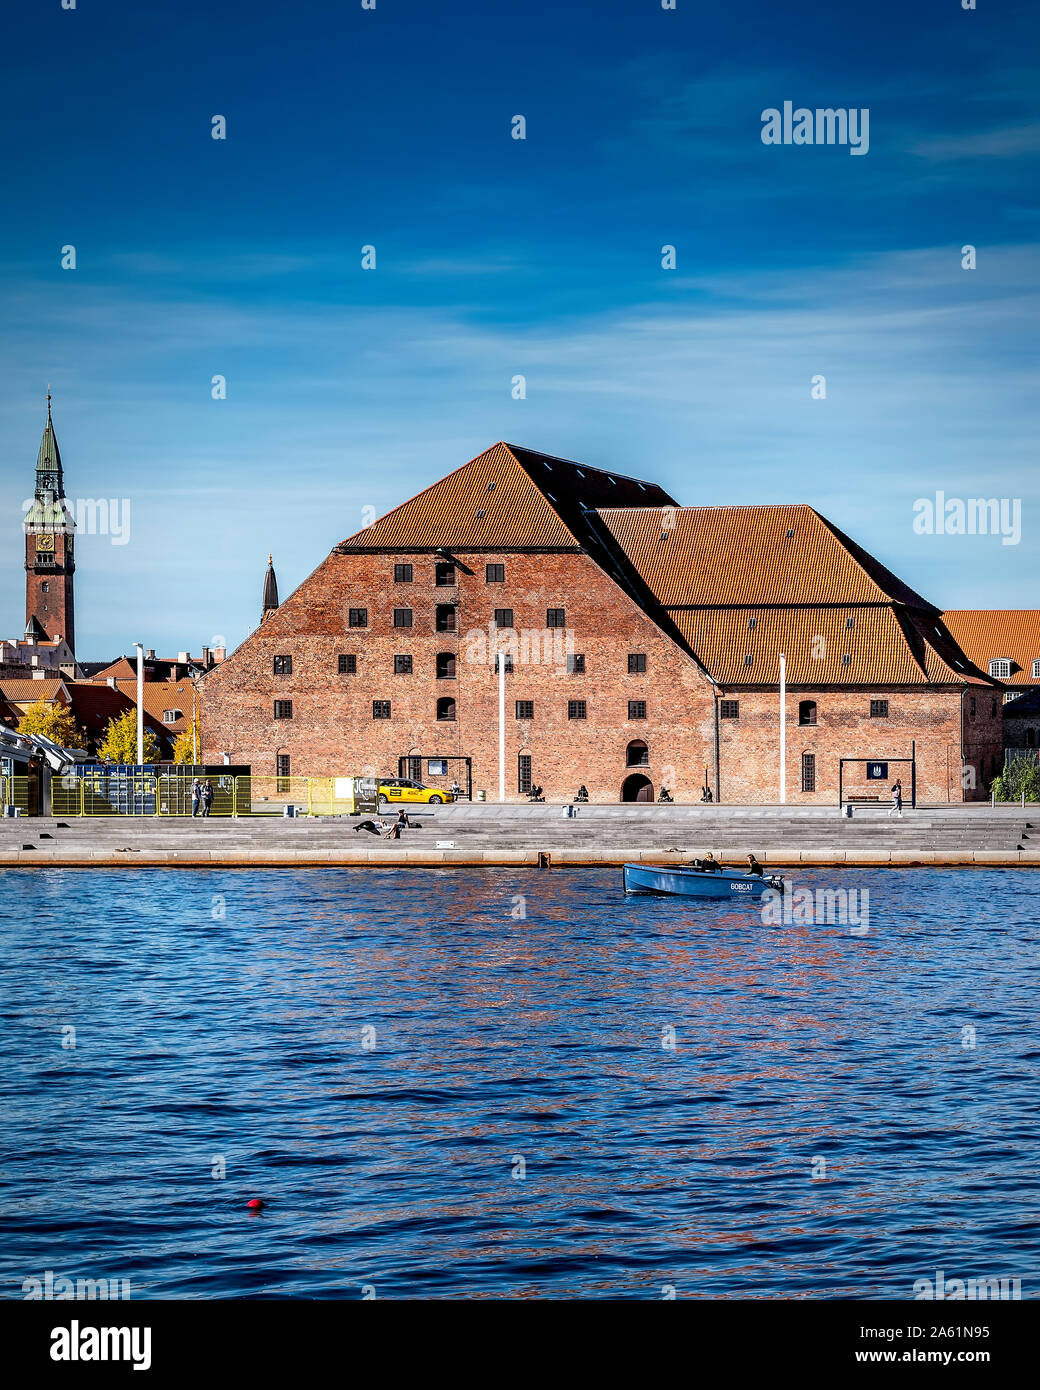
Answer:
516;700;534;720
393;608;413;629
626;740;649;767
394;563;413;583
276;754;290;791
436;605;456;632
1027;729;1036;747
274;700;293;720
436;652;456;679
546;608;566;628
628;700;647;719
495;652;514;674
486;563;505;583
801;752;816;793
349;608;368;628
518;754;533;794
743;654;753;667
969;697;976;718
273;654;292;676
41;581;49;592
568;700;587;720
992;698;998;717
567;653;585;674
494;608;514;629
338;654;356;675
435;562;456;586
628;653;647;674
394;654;413;674
436;696;456;721
720;700;740;719
799;700;817;726
372;700;391;719
841;653;852;667
869;699;888;719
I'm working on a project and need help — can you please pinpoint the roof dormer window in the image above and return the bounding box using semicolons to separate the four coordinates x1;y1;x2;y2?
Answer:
989;659;1012;679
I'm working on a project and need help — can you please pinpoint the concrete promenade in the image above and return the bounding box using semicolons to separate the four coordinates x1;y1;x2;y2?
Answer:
1;803;1038;868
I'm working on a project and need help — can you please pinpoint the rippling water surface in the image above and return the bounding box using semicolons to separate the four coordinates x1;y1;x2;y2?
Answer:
2;866;1038;1299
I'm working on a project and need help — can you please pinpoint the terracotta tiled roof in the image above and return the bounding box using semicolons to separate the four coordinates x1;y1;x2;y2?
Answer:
91;657;138;681
112;680;196;732
671;608;987;686
943;611;1040;686
0;679;68;704
338;443;676;552
64;683;170;742
596;505;934;610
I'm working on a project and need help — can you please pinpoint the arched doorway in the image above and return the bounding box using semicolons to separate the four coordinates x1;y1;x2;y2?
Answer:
621;773;654;802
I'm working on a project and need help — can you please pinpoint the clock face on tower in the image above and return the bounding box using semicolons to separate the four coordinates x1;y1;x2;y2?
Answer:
35;534;55;553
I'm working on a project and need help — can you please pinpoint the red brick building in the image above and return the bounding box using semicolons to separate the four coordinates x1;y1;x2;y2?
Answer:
24;396;76;655
201;443;1002;803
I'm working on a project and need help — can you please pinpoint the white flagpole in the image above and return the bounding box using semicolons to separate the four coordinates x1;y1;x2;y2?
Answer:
134;642;144;765
498;650;506;802
779;653;787;804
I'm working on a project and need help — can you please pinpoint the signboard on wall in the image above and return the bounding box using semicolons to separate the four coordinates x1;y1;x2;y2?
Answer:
866;762;889;780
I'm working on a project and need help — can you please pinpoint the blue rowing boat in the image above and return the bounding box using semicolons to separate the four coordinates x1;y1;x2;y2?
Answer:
623;862;785;899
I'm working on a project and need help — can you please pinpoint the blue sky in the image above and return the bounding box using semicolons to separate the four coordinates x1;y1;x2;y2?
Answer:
1;0;1038;654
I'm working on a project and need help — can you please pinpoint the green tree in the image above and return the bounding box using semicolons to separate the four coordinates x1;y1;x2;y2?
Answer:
991;752;1040;802
16;699;81;748
172;714;201;765
97;707;160;764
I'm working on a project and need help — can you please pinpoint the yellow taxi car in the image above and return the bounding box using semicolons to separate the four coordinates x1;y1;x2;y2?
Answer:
376;778;455;807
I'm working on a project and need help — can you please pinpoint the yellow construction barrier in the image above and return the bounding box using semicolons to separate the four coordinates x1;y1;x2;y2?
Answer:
1;776;31;815
31;773;370;817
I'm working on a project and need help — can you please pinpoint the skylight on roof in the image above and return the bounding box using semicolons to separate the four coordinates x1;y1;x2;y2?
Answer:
542;461;552;470
575;468;585;479
786;528;795;539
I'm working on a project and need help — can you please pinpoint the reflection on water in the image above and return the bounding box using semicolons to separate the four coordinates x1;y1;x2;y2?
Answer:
2;866;1039;1299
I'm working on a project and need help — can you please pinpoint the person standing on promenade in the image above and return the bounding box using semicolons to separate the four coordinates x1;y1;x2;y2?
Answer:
190;779;203;818
201;780;214;818
889;778;903;818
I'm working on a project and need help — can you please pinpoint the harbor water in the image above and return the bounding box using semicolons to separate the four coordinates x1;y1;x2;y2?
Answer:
2;866;1038;1299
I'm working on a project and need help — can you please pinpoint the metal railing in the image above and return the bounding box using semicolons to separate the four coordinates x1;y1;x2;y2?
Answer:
2;774;371;817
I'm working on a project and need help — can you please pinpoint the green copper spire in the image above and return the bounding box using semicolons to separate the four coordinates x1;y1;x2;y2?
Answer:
36;389;64;480
26;391;71;528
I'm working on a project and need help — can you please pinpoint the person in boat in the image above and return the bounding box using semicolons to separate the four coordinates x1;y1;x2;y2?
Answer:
699;851;720;872
574;785;589;802
746;853;764;877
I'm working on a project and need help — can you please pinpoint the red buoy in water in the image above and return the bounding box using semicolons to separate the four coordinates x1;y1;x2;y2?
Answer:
246;1198;265;1210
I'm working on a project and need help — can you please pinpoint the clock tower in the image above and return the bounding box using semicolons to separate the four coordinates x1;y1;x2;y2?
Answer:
25;393;76;654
